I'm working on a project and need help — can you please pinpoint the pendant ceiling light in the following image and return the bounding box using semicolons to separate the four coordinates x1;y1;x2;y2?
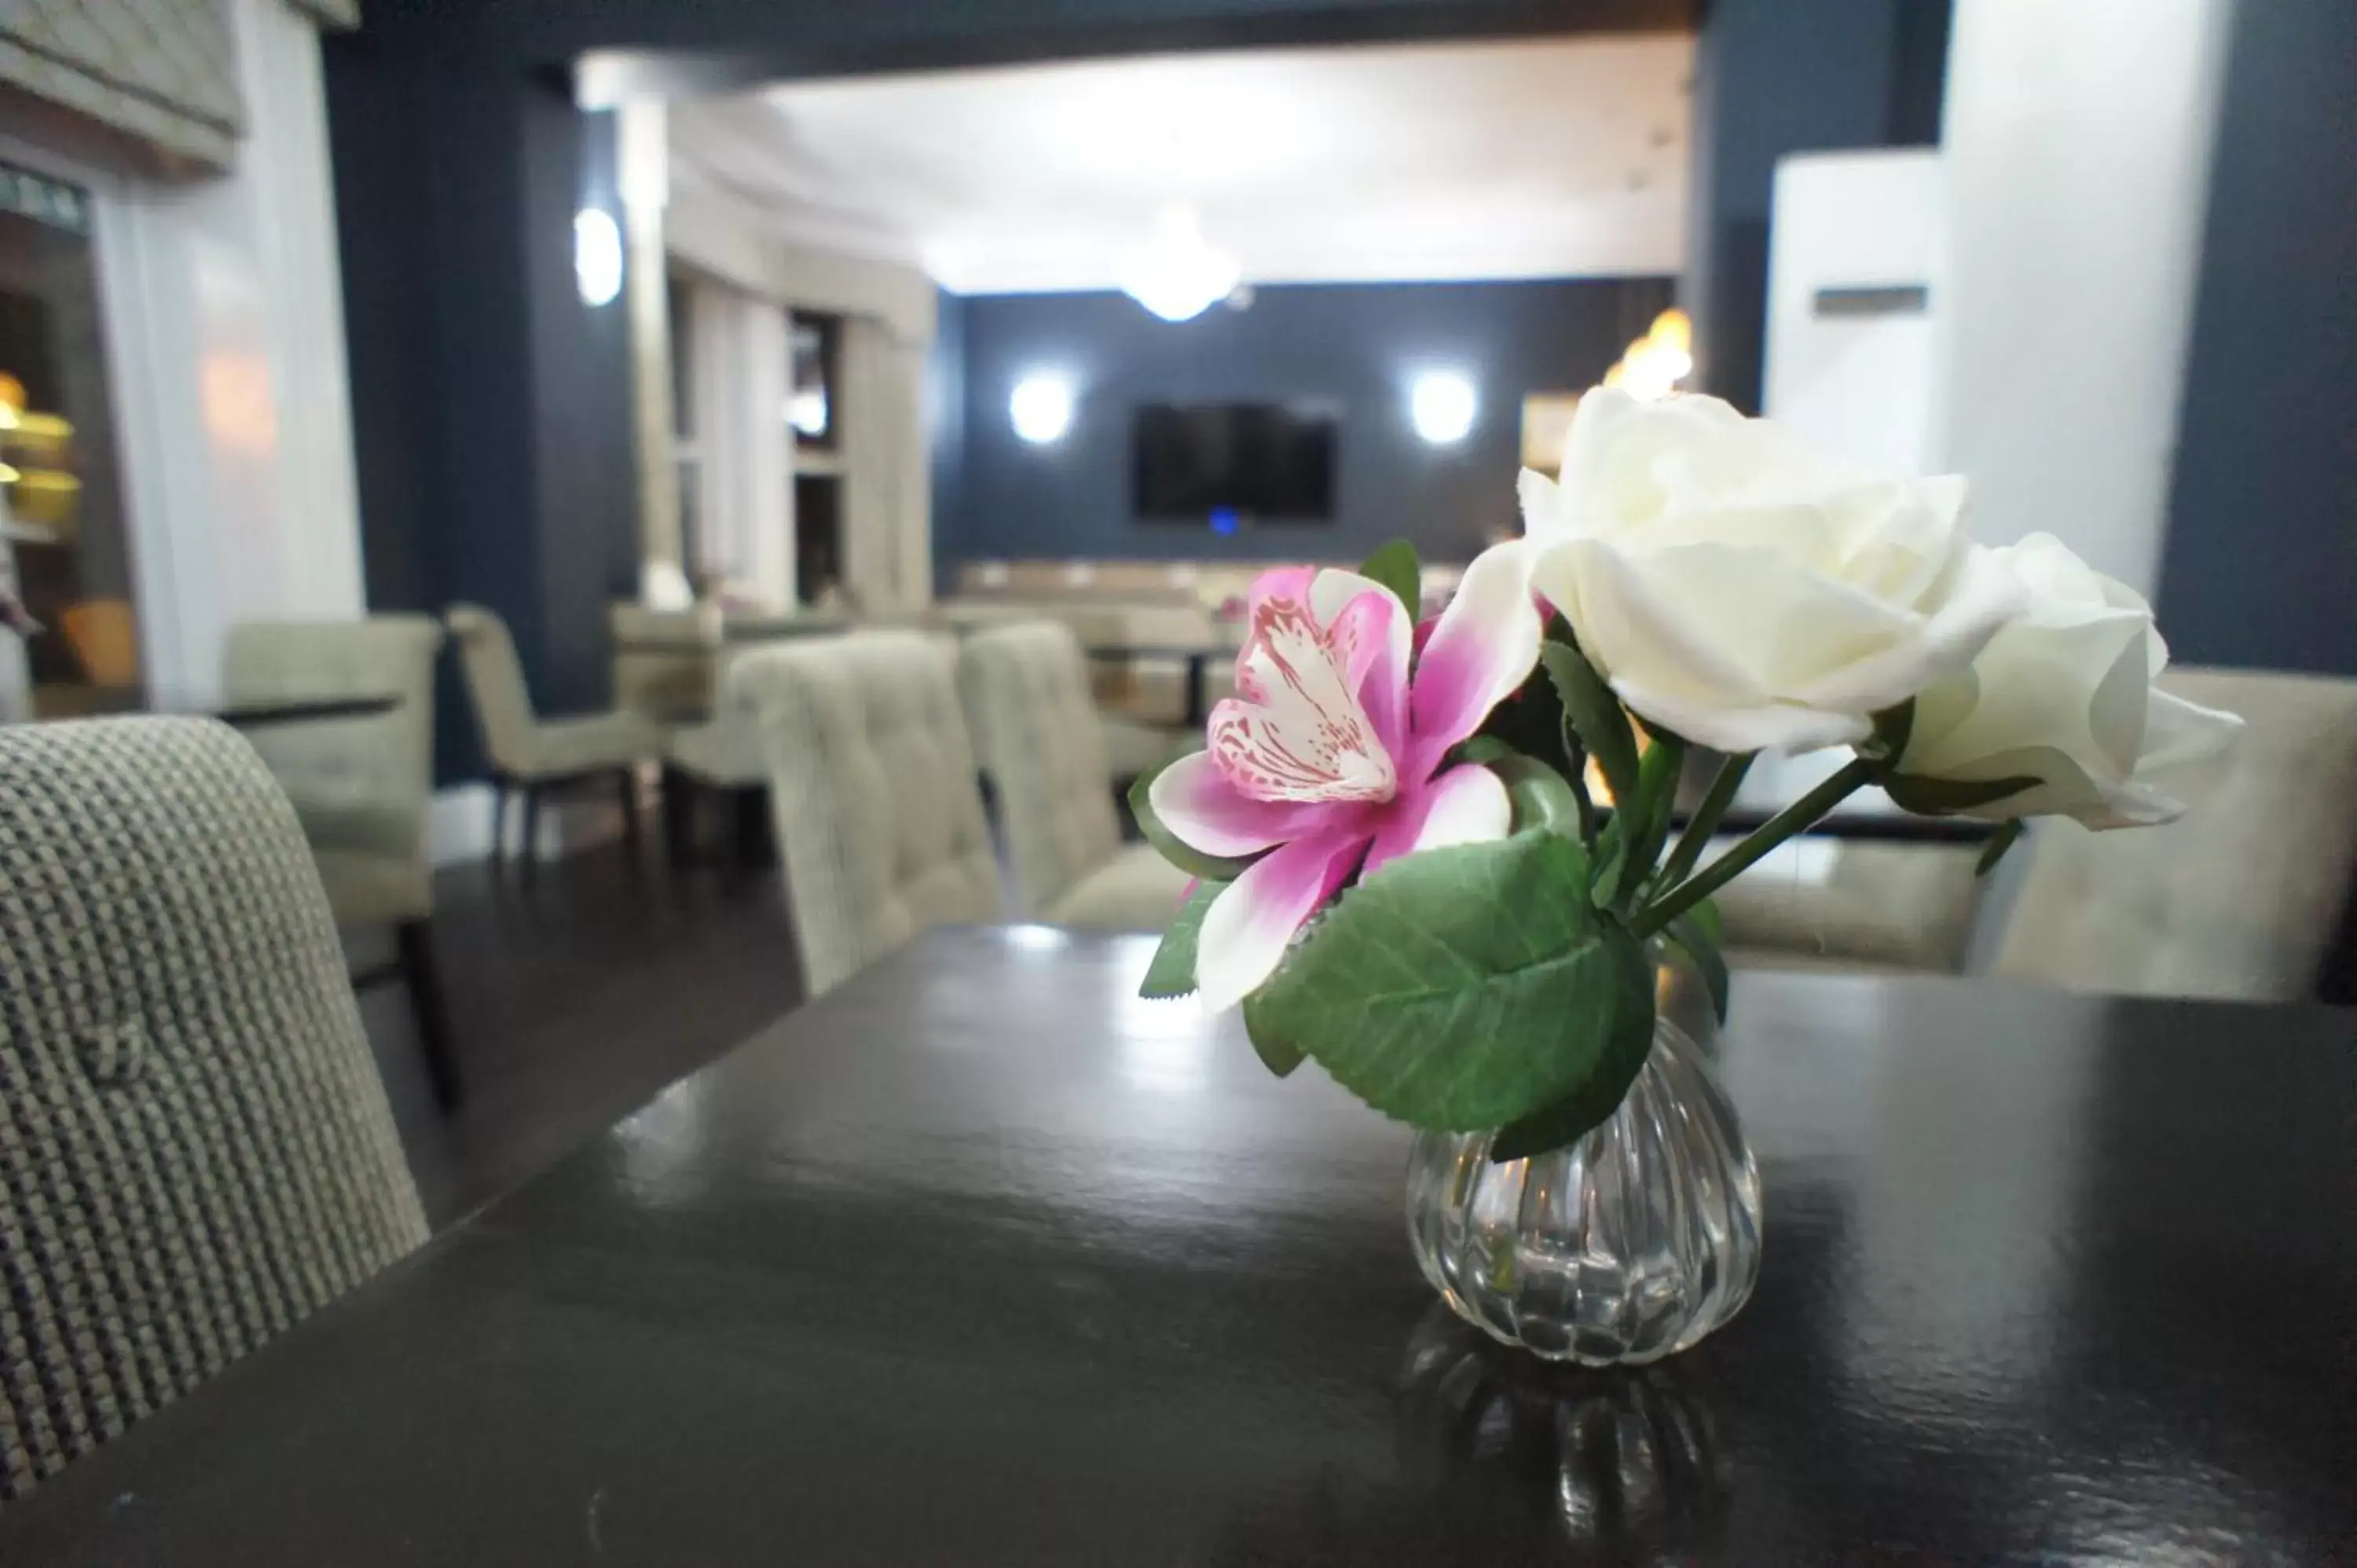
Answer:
1121;204;1241;324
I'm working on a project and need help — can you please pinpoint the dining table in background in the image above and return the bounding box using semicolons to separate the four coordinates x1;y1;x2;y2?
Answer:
209;694;401;731
1082;631;1243;729
0;927;2346;1564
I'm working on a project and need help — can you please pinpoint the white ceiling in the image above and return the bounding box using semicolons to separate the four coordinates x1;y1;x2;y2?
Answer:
668;35;1695;295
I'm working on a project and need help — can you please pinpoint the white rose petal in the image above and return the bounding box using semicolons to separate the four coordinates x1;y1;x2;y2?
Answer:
1523;388;2024;755
1894;533;2244;830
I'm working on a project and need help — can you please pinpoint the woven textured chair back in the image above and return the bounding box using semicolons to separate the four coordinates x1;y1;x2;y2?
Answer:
0;718;426;1503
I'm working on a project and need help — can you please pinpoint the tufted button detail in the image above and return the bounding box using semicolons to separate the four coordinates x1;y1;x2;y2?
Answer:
72;1020;147;1086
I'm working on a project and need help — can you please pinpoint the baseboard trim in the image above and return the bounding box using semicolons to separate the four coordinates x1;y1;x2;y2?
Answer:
429;783;495;866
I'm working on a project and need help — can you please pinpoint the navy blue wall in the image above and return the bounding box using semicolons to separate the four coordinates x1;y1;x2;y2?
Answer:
324;0;1691;782
1684;0;1947;414
952;278;1673;570
2155;0;2357;675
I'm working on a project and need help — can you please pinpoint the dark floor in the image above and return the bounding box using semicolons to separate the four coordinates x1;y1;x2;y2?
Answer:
354;843;806;1229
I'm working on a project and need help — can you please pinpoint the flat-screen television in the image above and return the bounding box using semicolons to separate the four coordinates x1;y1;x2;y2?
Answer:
1133;402;1337;522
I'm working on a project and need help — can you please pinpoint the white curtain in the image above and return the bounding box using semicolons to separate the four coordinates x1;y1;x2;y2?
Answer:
687;281;794;608
839;314;932;611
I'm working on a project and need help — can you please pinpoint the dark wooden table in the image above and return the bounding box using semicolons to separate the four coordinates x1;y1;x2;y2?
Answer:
211;694;400;730
1083;642;1233;727
2;929;2348;1563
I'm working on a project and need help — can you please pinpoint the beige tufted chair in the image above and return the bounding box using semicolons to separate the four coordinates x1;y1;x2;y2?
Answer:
0;718;427;1503
733;631;1006;996
445;603;660;878
1992;667;2357;1002
222;615;460;1103
1714;841;1986;975
957;621;1195;929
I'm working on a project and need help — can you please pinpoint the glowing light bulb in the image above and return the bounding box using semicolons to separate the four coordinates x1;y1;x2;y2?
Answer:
1409;371;1477;444
1010;373;1075;444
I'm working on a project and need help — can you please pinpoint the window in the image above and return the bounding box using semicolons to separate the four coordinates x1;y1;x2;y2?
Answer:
0;160;137;716
787;313;838;450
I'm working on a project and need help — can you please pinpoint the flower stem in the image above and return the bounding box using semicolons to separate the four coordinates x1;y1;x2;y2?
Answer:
1655;751;1755;894
1630;757;1875;940
1560;713;1597;847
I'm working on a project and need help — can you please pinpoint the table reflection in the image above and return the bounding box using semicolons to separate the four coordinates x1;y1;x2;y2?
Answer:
1392;1308;1732;1563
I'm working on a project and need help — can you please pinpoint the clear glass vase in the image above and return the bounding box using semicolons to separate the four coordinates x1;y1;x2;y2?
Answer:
1405;1016;1761;1365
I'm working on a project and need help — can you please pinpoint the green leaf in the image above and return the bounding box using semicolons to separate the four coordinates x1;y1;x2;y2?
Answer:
1541;638;1640;811
1684;894;1724;947
1128;755;1259;881
1662;909;1730;1024
1358;539;1421;621
1138;879;1226;998
1488;928;1656;1160
1245;833;1633;1132
1488;753;1586;841
1240;993;1307;1078
1975;819;2026;878
1881;771;2042;816
1591;815;1631;908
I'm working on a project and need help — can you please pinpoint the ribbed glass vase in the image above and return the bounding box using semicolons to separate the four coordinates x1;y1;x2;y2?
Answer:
1405;1017;1761;1365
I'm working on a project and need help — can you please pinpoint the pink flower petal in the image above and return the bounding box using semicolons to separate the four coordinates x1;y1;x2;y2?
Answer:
1212;596;1398;804
1193;830;1369;1011
1319;581;1410;761
1310;569;1414;685
1408;539;1543;775
1362;763;1512;878
1148;751;1325;858
1245;565;1316;627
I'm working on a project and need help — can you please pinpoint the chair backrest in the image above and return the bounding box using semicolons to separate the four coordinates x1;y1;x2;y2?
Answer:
0;718;427;1502
611;601;722;720
222;616;443;875
1993;667;2357;1002
444;603;538;776
732;630;1003;996
956;621;1124;918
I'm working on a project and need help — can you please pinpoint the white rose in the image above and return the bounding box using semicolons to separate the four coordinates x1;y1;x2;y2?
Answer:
1893;533;2242;829
1522;388;2025;753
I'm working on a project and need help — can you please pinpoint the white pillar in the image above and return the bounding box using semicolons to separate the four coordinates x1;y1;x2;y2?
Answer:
618;97;681;584
689;284;792;608
841;315;931;612
1937;0;2232;595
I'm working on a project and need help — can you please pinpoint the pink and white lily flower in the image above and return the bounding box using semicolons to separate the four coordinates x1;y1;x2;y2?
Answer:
1149;542;1544;1009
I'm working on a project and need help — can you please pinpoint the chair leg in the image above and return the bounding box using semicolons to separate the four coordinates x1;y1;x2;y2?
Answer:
660;764;697;870
520;786;541;885
618;767;643;858
731;785;767;874
394;919;461;1109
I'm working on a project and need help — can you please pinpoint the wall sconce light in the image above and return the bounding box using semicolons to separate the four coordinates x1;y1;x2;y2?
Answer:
1409;371;1477;444
574;208;624;307
1010;372;1075;444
